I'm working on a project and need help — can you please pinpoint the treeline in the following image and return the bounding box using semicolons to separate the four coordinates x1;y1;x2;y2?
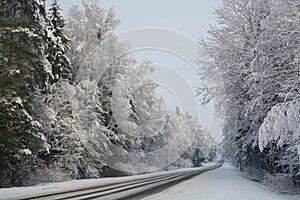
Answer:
199;0;300;191
0;0;216;187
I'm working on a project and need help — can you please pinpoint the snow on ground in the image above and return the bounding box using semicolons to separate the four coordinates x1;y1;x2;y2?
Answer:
143;163;300;200
0;163;215;200
1;162;299;200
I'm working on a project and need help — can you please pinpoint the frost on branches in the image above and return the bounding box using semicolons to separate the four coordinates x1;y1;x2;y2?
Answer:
259;100;300;152
0;0;217;187
198;0;300;189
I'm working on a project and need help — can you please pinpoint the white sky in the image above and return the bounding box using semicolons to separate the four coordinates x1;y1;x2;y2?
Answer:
48;0;220;38
46;0;222;139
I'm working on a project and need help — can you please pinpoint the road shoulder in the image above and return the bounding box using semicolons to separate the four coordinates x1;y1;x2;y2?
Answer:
143;163;300;200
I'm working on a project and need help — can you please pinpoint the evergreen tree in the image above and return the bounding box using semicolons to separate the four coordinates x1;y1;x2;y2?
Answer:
0;0;50;187
46;0;72;84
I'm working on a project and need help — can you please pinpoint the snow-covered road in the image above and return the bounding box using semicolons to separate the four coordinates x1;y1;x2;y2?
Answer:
0;163;220;200
143;163;300;200
1;163;299;200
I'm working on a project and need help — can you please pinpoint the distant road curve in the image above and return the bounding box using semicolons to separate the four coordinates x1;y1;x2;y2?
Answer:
17;161;224;200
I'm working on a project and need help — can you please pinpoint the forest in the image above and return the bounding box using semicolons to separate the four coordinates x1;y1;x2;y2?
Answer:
198;0;300;192
0;0;299;193
0;0;216;187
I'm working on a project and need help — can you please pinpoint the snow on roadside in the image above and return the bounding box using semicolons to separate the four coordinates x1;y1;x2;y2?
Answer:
143;163;300;200
0;163;216;200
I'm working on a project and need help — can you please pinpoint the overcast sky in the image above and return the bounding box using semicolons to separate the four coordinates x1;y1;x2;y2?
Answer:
47;0;220;38
46;0;222;139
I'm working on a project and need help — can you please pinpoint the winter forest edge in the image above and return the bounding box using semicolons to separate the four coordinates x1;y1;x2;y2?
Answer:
0;0;299;194
198;0;300;193
0;0;217;187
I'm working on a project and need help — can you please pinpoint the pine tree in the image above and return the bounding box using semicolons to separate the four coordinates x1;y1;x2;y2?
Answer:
46;0;72;84
0;0;50;187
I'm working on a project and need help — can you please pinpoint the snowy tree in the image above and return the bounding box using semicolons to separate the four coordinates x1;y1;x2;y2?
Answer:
249;0;300;181
0;0;218;186
182;120;216;167
45;0;72;84
66;0;121;82
65;0;125;133
199;0;300;186
71;80;116;167
0;0;51;187
38;80;106;180
104;61;166;172
259;100;300;154
65;0;130;174
198;0;269;170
